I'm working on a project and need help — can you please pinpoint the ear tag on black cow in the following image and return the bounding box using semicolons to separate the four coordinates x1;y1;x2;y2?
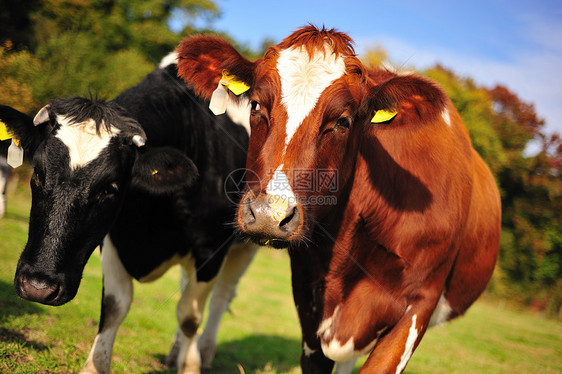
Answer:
371;109;398;124
209;78;229;115
7;138;23;168
0;120;14;141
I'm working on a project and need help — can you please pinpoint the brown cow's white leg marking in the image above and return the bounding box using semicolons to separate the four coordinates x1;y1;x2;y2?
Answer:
81;236;132;374
318;305;387;364
176;258;216;374
198;241;258;369
395;315;419;374
429;294;453;327
318;306;357;361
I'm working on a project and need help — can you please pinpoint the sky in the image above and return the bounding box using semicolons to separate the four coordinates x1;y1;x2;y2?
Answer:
176;0;562;142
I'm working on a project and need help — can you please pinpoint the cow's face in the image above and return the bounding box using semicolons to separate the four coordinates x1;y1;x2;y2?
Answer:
1;98;198;305
177;26;444;248
178;28;371;247
239;43;372;247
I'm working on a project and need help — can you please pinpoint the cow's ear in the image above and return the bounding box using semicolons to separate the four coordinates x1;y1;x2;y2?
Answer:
0;105;48;155
176;35;256;101
131;147;199;195
365;74;447;126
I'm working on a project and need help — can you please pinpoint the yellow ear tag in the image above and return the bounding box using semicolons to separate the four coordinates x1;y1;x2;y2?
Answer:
221;71;250;96
0;120;14;141
371;109;398;124
151;169;159;175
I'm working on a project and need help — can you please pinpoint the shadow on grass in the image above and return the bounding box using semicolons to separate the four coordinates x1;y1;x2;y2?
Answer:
0;279;49;352
0;326;49;351
0;279;43;317
149;334;301;374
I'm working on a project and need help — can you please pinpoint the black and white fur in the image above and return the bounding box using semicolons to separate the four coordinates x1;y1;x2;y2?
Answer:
0;55;257;374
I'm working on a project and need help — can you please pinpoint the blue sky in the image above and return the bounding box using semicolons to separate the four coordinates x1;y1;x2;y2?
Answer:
178;0;562;138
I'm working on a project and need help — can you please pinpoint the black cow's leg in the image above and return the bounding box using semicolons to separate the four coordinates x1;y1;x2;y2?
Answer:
164;265;190;368
164;328;183;367
176;258;216;374
0;163;9;218
198;241;258;370
334;358;358;374
289;250;335;374
81;236;133;374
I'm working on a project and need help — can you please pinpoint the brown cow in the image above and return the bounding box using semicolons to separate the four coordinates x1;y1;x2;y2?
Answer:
176;26;501;373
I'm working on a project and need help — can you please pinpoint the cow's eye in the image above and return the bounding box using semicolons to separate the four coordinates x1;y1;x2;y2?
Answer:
251;101;261;112
105;182;119;195
100;182;119;199
335;117;350;130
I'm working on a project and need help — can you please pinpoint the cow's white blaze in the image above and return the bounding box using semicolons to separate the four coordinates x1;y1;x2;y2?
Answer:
276;44;346;152
55;115;119;169
266;165;296;220
396;314;419;374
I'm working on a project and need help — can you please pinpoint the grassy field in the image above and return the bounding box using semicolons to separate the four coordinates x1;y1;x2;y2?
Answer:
1;188;561;373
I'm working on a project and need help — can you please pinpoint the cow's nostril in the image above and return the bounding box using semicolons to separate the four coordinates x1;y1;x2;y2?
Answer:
241;199;256;225
279;207;297;229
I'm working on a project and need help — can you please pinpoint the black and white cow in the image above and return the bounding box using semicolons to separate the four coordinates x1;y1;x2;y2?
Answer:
0;55;257;374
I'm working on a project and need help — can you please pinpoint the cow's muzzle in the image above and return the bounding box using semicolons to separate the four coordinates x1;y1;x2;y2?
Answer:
14;265;70;306
237;192;304;248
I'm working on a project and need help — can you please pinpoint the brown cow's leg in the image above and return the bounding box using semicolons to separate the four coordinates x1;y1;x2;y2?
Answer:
359;290;442;374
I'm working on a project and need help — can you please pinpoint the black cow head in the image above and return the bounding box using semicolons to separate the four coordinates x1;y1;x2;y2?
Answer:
0;98;198;306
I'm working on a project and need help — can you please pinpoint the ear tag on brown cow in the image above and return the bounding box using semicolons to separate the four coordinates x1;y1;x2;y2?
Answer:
222;72;250;96
371;109;398;124
209;78;229;115
0;120;14;141
7;138;24;168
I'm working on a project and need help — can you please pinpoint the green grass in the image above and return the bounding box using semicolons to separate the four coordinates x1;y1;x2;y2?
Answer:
1;188;561;373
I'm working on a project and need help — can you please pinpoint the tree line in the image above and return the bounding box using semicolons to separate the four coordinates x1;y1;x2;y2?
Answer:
1;0;561;318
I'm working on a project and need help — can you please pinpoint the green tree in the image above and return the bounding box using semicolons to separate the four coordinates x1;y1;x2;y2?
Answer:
425;65;507;175
0;0;219;111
